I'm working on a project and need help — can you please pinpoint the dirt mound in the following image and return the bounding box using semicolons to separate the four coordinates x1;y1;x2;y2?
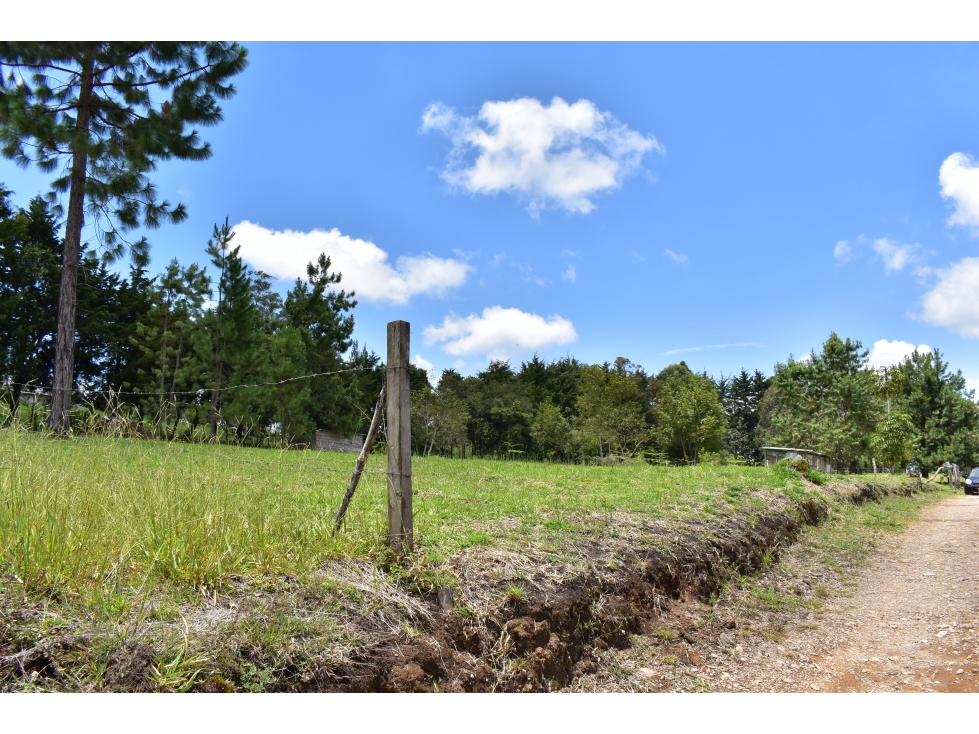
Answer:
104;643;157;692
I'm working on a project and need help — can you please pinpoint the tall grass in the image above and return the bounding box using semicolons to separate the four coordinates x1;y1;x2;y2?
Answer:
0;430;386;595
0;427;871;597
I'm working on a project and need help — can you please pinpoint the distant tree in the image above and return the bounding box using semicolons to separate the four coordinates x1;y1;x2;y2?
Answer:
870;412;916;472
263;327;312;447
872;365;905;415
95;258;154;400
285;253;359;436
758;333;877;470
128;258;209;435
530;401;572;460
198;219;257;438
412;384;470;457
716;368;770;463
575;364;650;459
462;361;533;458
344;341;384;434
249;269;285;335
0;42;247;431
519;354;583;416
897;349;979;471
653;366;726;463
0;188;60;406
0;187;130;412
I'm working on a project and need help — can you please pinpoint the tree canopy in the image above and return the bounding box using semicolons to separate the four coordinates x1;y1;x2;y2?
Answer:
0;42;248;430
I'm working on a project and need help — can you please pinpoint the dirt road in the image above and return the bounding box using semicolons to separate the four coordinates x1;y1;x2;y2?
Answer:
727;495;979;692
801;494;979;692
579;493;979;692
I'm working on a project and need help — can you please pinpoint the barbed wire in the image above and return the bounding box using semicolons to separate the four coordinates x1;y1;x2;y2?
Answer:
1;367;366;398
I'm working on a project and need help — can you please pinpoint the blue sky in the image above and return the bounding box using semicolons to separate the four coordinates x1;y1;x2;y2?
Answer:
5;42;979;387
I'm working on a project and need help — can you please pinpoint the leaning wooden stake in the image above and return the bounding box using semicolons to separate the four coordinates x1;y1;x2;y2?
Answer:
333;384;386;532
386;320;413;555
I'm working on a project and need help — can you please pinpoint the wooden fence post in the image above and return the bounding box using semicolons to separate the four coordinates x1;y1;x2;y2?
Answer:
386;320;413;554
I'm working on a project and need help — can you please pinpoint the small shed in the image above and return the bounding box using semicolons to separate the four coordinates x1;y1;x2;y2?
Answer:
761;446;834;473
313;430;365;454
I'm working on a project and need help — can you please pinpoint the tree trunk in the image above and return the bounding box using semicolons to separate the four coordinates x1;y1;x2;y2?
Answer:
50;55;95;433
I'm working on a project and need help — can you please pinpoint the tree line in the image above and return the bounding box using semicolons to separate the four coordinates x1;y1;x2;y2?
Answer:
3;186;978;470
0;188;388;445
412;333;978;472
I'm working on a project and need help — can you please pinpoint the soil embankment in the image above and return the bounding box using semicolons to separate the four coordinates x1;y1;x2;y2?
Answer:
303;478;947;692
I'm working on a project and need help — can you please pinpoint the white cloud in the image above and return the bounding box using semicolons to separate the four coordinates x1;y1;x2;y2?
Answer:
413;354;435;384
939;152;979;232
664;249;688;266
424;306;577;361
867;339;932;369
918;256;979;338
562;265;577;282
421;97;662;215
872;238;919;273
230;221;470;305
834;240;851;263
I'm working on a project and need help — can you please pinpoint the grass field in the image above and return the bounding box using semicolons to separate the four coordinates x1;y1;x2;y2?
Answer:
0;427;926;691
0;428;825;596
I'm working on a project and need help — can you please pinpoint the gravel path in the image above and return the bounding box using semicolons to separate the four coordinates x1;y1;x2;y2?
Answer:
801;494;979;692
570;493;979;693
740;495;979;692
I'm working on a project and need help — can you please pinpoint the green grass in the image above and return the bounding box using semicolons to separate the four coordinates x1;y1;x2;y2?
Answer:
0;428;934;691
0;428;822;598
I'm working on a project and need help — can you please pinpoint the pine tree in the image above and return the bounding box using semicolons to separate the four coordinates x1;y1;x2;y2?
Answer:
898;349;979;471
129;258;209;436
97;259;155;401
200;219;257;439
758;333;877;470
717;368;771;463
0;188;60;409
285;254;358;436
0;42;247;431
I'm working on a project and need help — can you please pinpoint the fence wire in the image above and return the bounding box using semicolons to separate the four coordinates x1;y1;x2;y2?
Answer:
2;366;366;398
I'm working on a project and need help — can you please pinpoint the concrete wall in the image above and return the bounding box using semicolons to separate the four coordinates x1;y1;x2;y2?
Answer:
313;430;365;454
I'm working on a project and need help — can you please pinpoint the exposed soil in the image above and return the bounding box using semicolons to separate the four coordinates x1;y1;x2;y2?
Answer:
253;478;929;692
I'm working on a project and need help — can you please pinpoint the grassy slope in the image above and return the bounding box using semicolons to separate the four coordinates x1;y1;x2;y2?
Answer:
0;429;921;691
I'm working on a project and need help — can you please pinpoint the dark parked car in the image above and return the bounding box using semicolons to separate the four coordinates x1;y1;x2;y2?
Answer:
964;468;979;495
